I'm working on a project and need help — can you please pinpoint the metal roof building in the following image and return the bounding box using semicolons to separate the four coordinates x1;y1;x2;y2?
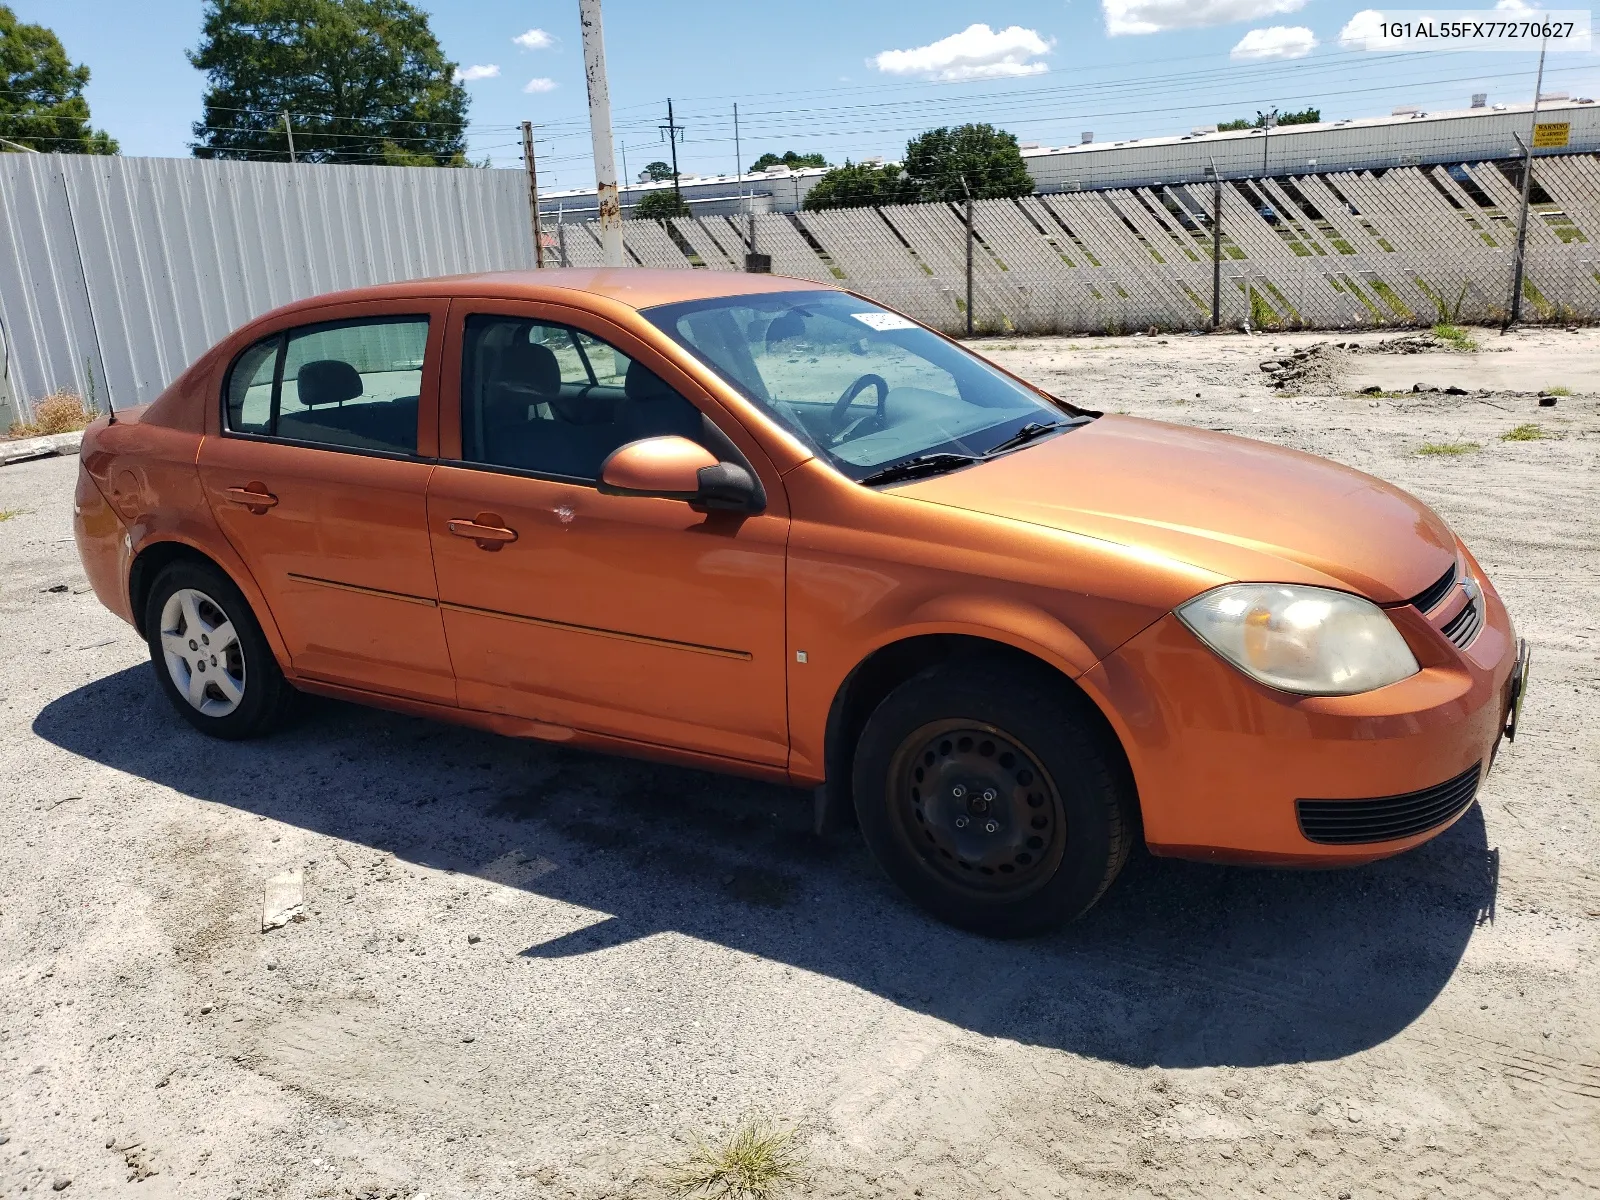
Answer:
1021;98;1600;191
535;99;1599;221
539;165;832;224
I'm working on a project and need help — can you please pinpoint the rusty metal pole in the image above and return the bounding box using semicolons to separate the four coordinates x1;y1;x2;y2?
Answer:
521;121;545;268
1209;162;1222;328
578;0;623;266
1509;43;1548;326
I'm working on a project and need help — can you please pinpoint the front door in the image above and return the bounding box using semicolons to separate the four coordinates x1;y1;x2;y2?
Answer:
425;302;790;767
197;301;456;704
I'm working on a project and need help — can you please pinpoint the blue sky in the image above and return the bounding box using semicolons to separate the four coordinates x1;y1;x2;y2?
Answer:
23;1;1600;189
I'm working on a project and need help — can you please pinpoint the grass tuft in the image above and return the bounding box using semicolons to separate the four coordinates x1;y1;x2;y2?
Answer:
1545;385;1572;396
8;390;94;438
1431;323;1479;351
1501;423;1545;441
1415;441;1481;457
0;509;24;522
663;1117;807;1200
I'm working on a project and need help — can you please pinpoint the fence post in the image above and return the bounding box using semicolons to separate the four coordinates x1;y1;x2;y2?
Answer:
521;121;545;268
965;196;975;337
1208;163;1222;328
1509;43;1547;325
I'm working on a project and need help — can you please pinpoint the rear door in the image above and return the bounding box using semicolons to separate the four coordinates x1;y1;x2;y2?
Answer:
197;299;456;704
425;300;791;766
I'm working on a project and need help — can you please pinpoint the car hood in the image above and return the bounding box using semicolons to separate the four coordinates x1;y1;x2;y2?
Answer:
895;415;1457;604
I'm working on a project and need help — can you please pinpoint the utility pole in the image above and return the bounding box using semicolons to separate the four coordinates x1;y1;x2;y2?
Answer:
733;102;768;271
660;98;686;210
1257;106;1277;178
1208;162;1222;328
521;121;545;268
961;177;974;337
578;0;623;266
1509;42;1548;326
283;112;297;163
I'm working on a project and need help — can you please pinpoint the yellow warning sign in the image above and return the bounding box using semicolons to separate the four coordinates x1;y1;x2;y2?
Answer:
1533;122;1571;149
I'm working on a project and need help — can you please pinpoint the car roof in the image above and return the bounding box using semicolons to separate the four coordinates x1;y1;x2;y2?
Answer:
271;268;836;318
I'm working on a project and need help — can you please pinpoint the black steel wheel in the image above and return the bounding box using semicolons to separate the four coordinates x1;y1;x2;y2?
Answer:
890;720;1067;899
852;658;1135;936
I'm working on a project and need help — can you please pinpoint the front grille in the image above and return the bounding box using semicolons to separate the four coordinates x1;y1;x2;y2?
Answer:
1442;596;1483;649
1296;762;1481;845
1407;563;1457;613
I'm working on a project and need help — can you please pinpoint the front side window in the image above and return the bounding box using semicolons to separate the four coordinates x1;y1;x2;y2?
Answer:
224;316;429;456
459;314;704;481
642;290;1082;482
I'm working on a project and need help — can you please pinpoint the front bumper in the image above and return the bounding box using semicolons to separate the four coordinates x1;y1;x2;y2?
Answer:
1079;569;1519;865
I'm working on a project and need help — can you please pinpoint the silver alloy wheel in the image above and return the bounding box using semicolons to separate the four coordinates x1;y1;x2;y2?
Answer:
159;587;246;717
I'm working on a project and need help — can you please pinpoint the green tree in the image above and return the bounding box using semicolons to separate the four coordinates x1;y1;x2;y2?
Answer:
633;188;690;220
901;123;1034;201
188;0;469;165
1218;107;1321;131
749;150;827;173
641;159;673;181
0;5;118;153
802;160;914;211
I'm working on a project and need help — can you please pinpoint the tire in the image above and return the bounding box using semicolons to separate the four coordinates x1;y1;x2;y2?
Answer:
143;558;293;739
851;659;1135;937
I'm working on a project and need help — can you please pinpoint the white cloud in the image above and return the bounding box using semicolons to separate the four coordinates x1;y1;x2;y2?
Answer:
1231;25;1317;60
523;77;557;94
513;28;553;50
1104;0;1306;36
872;23;1052;81
1494;0;1537;12
1337;9;1384;49
454;63;500;83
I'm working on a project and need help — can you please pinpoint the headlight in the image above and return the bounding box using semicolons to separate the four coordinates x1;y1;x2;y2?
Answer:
1177;583;1420;696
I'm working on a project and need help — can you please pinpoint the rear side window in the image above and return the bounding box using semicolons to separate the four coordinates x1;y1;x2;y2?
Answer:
223;316;429;456
226;336;280;435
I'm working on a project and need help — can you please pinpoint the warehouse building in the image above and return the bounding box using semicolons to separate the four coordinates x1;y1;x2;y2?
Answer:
1022;96;1600;191
538;96;1598;222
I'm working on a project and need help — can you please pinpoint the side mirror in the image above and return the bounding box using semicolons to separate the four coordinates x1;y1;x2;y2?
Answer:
598;436;765;513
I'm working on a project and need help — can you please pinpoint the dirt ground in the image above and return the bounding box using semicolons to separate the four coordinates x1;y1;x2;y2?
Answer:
1;326;1597;1199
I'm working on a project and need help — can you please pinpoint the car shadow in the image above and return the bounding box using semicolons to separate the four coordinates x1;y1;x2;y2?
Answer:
34;665;1496;1069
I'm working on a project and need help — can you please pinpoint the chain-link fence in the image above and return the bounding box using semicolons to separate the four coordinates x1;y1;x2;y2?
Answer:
560;155;1600;336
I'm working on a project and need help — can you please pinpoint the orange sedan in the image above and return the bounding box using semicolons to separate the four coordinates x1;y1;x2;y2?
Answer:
73;269;1530;935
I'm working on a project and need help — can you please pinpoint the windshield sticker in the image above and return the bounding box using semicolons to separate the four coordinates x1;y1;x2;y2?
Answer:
851;312;918;331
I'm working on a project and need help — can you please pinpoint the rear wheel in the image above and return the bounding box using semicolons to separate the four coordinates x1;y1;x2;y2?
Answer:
144;559;292;739
852;660;1134;936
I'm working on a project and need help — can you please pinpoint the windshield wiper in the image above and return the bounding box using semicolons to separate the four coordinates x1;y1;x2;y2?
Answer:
857;452;983;487
982;419;1077;458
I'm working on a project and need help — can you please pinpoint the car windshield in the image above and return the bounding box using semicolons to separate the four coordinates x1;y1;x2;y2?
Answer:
642;290;1086;482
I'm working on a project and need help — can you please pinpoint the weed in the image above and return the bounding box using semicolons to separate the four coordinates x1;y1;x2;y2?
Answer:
1431;323;1479;351
1415;441;1481;456
663;1117;807;1200
1501;423;1545;441
0;509;24;521
9;390;94;438
1546;385;1572;396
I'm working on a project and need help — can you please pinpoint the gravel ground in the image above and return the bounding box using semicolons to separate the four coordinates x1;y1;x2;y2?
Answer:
1;327;1597;1199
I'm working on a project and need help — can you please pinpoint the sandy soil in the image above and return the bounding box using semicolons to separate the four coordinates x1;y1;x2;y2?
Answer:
1;327;1597;1199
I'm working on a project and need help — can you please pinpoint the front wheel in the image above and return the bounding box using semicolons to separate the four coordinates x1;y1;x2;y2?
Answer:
851;660;1135;937
144;559;293;739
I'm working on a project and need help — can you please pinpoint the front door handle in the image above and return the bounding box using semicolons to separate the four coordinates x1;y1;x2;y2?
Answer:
448;513;518;551
224;483;278;514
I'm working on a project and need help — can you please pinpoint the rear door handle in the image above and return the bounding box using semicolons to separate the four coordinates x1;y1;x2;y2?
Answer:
448;513;518;551
224;484;278;513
